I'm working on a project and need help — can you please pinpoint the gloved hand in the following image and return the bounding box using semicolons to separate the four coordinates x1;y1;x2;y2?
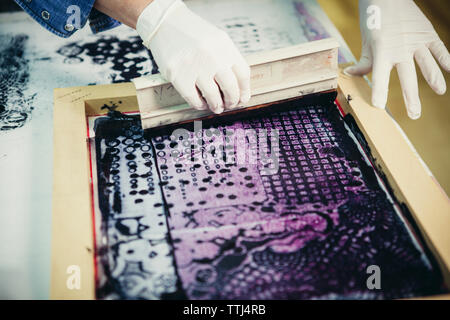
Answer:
344;0;450;119
136;0;251;114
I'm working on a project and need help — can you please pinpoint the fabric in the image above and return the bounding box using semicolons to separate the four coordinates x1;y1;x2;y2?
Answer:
14;0;120;37
92;94;443;300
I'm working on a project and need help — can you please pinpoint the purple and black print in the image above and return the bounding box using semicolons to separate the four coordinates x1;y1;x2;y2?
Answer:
93;94;443;300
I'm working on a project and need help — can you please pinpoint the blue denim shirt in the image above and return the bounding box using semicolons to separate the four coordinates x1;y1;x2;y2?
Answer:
14;0;122;38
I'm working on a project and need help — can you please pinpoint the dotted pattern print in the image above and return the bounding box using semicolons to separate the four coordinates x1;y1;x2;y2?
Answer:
257;108;360;204
93;115;181;300
223;18;301;54
153;122;268;230
93;96;443;300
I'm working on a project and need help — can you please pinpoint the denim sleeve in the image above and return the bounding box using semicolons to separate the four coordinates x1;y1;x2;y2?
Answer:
14;0;121;38
88;8;122;34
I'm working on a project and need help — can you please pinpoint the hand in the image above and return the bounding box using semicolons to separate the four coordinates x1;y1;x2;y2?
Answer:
344;0;450;119
136;0;251;114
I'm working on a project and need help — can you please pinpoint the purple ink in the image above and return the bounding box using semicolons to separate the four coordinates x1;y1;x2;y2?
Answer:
93;95;444;299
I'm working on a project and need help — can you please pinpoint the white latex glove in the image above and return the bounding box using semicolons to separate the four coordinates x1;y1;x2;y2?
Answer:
136;0;251;114
344;0;450;119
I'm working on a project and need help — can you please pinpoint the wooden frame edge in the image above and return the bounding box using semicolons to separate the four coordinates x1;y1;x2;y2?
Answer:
337;68;450;288
51;83;137;299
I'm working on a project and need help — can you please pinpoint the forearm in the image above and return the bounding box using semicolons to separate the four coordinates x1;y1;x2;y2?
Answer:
94;0;153;29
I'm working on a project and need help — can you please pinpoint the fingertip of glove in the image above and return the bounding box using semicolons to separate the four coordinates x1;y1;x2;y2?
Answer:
212;107;224;114
240;91;251;104
194;105;208;111
436;85;446;95
209;102;224;114
408;111;421;120
343;67;356;77
192;101;208;111
226;103;239;110
407;105;421;120
371;101;386;110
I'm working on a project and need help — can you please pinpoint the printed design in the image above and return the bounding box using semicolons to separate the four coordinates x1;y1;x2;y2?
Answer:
93;97;443;300
57;35;158;83
0;34;35;131
0;23;156;133
94;115;181;299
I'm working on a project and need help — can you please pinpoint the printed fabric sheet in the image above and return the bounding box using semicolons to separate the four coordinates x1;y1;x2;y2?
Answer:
90;94;444;300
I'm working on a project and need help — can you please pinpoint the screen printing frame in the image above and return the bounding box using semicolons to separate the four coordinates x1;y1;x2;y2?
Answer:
51;69;450;300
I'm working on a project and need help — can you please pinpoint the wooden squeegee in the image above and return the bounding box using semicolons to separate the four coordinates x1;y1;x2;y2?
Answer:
133;38;339;130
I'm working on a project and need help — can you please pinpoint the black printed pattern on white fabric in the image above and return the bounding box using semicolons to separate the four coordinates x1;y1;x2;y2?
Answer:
57;35;158;83
0;34;35;131
94;113;182;299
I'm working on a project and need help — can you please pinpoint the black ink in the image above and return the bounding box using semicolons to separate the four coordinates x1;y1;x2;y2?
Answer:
57;35;159;83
